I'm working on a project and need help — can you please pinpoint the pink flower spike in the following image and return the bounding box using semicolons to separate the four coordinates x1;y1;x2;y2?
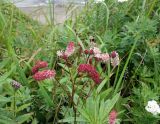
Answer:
78;64;101;84
109;110;117;124
57;42;75;60
33;70;56;81
65;42;75;56
32;61;48;74
32;66;39;74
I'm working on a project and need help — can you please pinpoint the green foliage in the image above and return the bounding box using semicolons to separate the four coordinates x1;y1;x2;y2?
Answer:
0;0;160;123
0;80;33;124
77;93;120;124
59;89;120;124
129;83;160;124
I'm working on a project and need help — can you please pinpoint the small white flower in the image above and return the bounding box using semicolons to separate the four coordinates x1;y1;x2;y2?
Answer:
118;0;128;2
145;100;160;115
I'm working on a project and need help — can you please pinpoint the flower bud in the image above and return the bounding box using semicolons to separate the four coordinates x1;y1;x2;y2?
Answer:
11;80;21;90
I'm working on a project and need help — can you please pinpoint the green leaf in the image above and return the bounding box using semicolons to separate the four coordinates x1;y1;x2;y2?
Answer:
96;76;109;93
0;59;10;70
38;83;53;107
96;35;104;45
0;95;11;104
59;77;69;84
102;93;120;120
58;63;69;72
16;113;33;124
59;117;88;123
77;108;91;122
0;108;13;118
0;64;16;83
16;64;28;86
100;88;113;100
0;115;16;124
16;103;31;113
31;118;38;124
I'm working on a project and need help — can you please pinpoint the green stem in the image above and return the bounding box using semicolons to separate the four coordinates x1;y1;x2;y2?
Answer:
101;2;109;31
147;0;157;17
114;37;138;94
13;90;16;118
96;4;99;31
48;0;54;25
142;0;147;13
69;69;77;124
113;65;120;88
55;78;71;98
53;98;62;124
107;62;110;88
4;4;15;57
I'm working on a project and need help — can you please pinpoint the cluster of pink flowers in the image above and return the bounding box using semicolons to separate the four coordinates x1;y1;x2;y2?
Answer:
32;61;56;81
78;64;101;84
32;61;48;74
57;42;75;60
109;110;117;124
94;53;110;62
84;47;110;63
55;42;119;84
84;46;119;67
33;70;56;81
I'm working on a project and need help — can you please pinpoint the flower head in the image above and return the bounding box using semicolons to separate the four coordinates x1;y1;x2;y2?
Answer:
94;53;110;62
145;100;160;115
33;70;56;81
11;80;21;90
78;64;101;84
57;42;75;59
111;51;119;67
32;61;48;74
100;53;110;62
109;110;117;124
65;42;75;56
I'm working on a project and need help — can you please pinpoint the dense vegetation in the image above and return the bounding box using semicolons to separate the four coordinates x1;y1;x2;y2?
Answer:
0;0;160;124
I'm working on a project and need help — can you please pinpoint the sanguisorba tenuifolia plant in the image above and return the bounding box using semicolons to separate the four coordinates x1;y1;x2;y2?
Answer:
31;41;121;123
